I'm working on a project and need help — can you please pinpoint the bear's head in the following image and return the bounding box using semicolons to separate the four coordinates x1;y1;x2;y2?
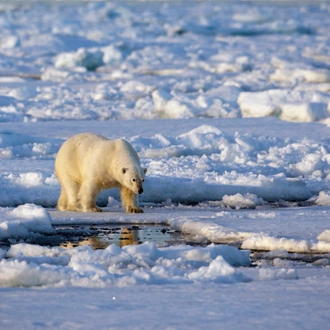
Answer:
122;166;147;194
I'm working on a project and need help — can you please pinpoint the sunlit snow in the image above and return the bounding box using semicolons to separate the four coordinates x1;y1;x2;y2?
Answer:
0;1;330;329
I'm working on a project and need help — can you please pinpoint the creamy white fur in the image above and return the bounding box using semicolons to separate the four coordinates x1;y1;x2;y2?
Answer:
55;133;146;213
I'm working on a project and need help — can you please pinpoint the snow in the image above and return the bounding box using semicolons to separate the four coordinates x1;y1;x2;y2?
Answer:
222;193;264;209
315;191;330;206
0;242;250;287
0;1;330;328
238;90;330;122
241;234;330;254
0;204;54;241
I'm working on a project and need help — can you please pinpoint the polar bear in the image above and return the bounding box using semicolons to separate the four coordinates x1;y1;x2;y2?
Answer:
55;133;147;213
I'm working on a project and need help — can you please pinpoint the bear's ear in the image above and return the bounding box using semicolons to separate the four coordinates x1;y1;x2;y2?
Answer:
122;167;128;174
143;168;147;174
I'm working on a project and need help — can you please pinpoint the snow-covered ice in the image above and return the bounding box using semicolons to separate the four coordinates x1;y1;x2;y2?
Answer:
0;204;54;241
0;1;330;329
0;1;330;123
0;242;250;287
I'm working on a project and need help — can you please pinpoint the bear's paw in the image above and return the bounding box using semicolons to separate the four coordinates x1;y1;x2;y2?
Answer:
81;206;103;213
127;206;144;213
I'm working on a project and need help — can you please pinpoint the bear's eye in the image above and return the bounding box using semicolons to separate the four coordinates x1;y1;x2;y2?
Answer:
132;178;136;182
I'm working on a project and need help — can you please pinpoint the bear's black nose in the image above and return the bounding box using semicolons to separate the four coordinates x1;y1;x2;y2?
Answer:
138;188;143;194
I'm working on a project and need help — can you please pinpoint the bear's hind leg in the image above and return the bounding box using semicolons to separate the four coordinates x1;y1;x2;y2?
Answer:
62;178;80;211
78;181;102;212
57;187;68;211
120;186;143;213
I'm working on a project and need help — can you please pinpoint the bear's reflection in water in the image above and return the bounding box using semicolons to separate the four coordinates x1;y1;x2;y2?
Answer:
120;228;139;247
62;236;109;249
61;227;152;250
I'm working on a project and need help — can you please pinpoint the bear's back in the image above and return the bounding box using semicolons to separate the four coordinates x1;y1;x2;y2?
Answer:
56;133;140;174
112;139;140;164
55;133;107;172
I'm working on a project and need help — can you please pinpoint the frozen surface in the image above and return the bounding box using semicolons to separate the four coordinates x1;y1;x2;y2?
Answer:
1;204;330;329
0;204;54;240
0;241;250;287
1;279;330;330
0;1;329;123
0;1;330;329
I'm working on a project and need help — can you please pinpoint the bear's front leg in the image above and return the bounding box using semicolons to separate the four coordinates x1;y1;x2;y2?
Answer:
78;181;102;212
120;186;143;213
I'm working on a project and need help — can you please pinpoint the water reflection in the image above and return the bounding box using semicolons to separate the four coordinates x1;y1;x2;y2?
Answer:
119;228;139;247
62;237;109;249
59;225;180;250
